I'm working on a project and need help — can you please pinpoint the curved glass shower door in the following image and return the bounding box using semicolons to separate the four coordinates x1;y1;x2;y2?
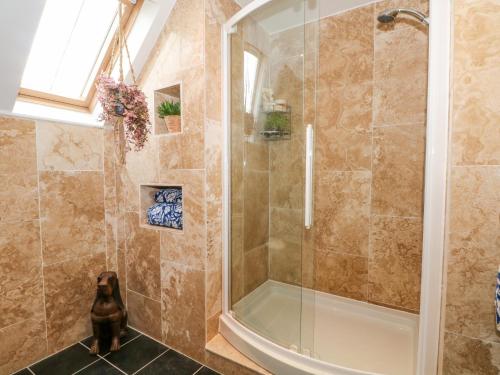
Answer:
229;0;318;355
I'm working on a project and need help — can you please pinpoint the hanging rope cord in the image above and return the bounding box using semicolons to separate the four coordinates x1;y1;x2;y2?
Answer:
106;1;137;85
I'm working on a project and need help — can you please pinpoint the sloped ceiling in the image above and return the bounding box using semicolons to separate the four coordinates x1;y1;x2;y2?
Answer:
0;0;46;111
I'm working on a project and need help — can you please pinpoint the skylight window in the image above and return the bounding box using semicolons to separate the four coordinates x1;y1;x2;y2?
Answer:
19;0;138;109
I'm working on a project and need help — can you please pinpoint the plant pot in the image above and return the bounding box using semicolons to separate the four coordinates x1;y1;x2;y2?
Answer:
163;115;181;133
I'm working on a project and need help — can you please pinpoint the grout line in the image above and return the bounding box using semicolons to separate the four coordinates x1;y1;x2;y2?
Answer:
128;325;209;371
131;349;170;375
192;364;205;374
97;356;128;375
71;358;101;375
93;333;143;357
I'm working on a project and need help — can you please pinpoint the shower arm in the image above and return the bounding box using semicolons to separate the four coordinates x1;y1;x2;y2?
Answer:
394;8;429;24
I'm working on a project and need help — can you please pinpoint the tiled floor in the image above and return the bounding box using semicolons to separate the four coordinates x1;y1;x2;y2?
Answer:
13;328;219;375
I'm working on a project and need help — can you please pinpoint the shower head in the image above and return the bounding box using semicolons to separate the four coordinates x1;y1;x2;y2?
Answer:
377;8;429;25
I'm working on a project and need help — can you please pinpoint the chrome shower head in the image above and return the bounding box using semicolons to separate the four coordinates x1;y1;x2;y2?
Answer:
377;8;429;25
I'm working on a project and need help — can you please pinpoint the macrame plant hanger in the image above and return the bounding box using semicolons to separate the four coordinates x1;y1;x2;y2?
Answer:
107;0;138;165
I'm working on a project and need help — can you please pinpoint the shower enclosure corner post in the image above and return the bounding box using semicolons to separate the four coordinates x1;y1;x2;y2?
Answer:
222;20;231;316
416;0;452;374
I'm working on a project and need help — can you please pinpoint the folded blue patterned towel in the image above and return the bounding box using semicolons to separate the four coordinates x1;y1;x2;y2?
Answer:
496;266;500;332
154;188;182;204
147;202;183;229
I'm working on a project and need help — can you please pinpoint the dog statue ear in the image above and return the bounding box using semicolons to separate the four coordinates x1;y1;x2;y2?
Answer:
91;272;106;313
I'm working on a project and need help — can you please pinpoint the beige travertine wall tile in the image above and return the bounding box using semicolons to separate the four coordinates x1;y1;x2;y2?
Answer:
442;332;500;375
158;169;206;271
231;214;244;304
243;245;268;295
0;318;47;375
316;82;373;132
36;121;103;171
0;221;44;329
452;39;500;165
440;1;500;371
0;173;39;223
0;220;42;296
453;0;500;75
319;5;374;86
269;208;302;285
314;251;368;300
39;171;105;265
161;260;205;361
243;170;269;251
444;166;500;342
44;252;106;353
0;117;38;223
119;136;158;213
315;127;372;172
103;125;117;213
371;125;425;217
368;216;422;311
125;212;161;301
127;289;161;340
157;66;205;171
139;0;204;85
373;72;427;127
315;171;370;256
0;116;37;175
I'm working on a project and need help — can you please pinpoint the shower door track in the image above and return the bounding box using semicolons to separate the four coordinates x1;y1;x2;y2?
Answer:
220;0;452;373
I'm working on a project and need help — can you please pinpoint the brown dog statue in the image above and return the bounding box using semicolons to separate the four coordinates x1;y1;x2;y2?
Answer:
90;271;127;355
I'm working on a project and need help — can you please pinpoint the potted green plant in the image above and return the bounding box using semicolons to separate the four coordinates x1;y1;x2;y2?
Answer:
157;100;181;133
264;111;289;134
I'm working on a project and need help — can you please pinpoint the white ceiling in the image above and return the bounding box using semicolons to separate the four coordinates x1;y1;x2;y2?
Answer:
0;0;46;111
235;0;380;34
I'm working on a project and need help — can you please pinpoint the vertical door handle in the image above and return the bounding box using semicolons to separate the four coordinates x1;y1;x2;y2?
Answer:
305;124;313;229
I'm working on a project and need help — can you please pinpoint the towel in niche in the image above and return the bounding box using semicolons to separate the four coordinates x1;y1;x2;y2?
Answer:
147;202;183;229
496;266;500;332
154;188;182;204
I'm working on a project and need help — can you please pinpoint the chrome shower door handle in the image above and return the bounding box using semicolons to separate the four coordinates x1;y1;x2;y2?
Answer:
305;124;314;229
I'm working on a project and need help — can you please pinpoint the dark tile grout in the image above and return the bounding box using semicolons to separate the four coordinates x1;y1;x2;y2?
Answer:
21;327;220;375
191;364;205;375
127;325;212;374
71;357;101;375
130;348;170;375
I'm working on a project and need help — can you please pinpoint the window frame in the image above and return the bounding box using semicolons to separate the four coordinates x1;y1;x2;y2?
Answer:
17;0;143;112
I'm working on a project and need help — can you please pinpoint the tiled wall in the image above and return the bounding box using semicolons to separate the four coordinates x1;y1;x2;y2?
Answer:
104;0;255;373
0;117;107;374
311;0;428;313
440;0;500;373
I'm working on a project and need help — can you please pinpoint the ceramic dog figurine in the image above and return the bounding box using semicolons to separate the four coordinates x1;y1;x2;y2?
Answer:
90;271;127;355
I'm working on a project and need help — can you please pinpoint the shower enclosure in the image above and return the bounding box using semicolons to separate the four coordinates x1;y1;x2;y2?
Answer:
220;0;448;374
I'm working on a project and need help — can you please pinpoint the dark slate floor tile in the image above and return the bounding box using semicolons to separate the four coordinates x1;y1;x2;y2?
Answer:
136;350;202;375
104;335;168;374
195;367;220;375
80;327;141;355
12;369;32;375
74;359;123;375
30;344;96;375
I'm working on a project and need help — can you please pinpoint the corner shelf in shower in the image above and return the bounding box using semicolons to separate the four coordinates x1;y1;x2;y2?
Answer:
259;106;291;141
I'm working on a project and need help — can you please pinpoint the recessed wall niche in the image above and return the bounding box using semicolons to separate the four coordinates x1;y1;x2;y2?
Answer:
140;184;183;231
154;83;182;135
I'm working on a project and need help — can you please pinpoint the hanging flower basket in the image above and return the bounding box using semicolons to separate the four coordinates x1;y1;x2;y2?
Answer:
95;0;151;164
96;74;150;152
